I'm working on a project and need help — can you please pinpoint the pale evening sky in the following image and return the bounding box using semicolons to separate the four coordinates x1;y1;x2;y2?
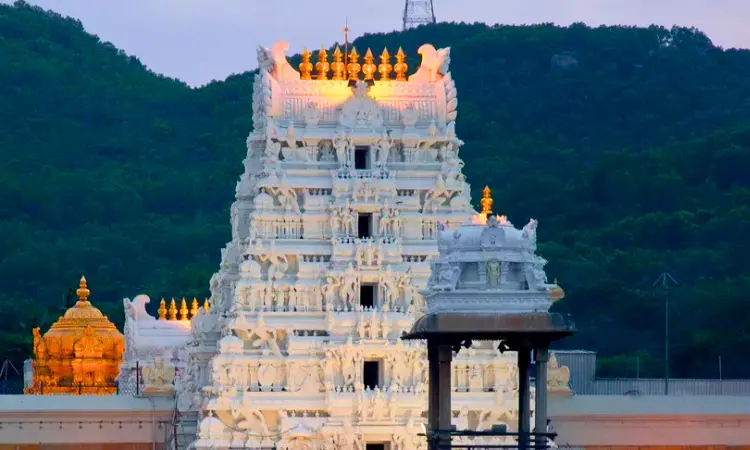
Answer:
7;0;750;86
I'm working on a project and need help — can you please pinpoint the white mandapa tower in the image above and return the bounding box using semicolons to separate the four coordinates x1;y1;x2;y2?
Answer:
184;42;529;450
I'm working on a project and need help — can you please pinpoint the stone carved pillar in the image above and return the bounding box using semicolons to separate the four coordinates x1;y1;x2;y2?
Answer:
534;347;550;449
428;342;453;450
517;347;532;450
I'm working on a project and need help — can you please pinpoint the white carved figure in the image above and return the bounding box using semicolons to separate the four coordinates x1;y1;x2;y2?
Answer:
423;174;451;213
379;204;391;237
322;274;343;309
487;259;501;287
339;81;384;129
341;263;359;309
430;263;460;291
302;102;320;127
284;122;299;150
330;205;341;235
524;262;548;291
333;132;353;167
340;203;356;236
249;313;282;357
141;357;175;394
375;131;393;167
523;218;538;244
265;139;281;163
256;240;289;281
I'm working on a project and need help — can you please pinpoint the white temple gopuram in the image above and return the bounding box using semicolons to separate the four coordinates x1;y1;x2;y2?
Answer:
179;41;545;450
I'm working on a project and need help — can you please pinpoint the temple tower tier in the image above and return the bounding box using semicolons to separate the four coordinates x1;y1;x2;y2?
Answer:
180;41;563;450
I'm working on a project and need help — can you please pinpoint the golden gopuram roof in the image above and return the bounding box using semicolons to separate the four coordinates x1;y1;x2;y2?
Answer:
25;276;124;395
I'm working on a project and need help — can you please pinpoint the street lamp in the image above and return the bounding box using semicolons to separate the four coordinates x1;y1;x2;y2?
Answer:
653;272;678;395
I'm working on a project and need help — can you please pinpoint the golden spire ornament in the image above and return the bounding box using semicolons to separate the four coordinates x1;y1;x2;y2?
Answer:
190;298;199;318
315;46;330;80
203;299;211;313
480;186;493;216
331;46;345;80
394;47;408;81
168;298;178;321
179;298;189;321
158;298;167;320
378;47;393;81
362;49;376;83
76;276;90;303
347;47;361;82
299;47;313;80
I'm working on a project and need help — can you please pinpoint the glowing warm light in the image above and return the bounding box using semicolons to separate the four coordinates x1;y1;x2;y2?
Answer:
471;213;487;225
497;215;508;225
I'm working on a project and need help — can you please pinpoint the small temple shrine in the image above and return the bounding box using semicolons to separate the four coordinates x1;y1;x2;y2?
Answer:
25;276;124;395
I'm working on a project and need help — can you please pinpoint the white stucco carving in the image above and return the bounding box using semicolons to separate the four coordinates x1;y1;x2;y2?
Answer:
423;214;557;314
118;295;192;395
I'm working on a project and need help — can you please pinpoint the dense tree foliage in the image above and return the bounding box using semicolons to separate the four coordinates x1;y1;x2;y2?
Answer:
2;1;749;378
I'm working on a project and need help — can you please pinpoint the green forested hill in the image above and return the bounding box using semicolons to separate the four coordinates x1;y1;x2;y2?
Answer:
1;1;750;378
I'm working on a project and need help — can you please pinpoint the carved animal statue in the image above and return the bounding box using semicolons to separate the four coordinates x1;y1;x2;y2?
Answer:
123;295;154;321
256;41;298;81
548;354;571;390
410;44;451;82
231;408;269;436
522;218;538;244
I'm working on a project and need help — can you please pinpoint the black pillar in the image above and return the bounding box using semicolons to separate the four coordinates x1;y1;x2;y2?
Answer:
517;347;532;450
428;341;453;450
534;347;550;449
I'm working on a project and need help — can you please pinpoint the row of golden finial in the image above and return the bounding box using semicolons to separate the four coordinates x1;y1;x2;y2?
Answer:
299;46;408;82
157;297;210;321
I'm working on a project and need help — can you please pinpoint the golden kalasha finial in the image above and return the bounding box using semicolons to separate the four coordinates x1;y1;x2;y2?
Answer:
158;298;167;320
394;47;408;82
362;49;377;82
378;47;393;81
315;46;330;80
76;275;90;303
203;299;211;312
190;298;199;318
331;46;346;81
299;47;313;80
168;298;178;321
480;186;493;216
179;298;189;321
347;47;361;81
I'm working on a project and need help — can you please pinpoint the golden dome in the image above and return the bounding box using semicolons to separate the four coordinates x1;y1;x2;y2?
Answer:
25;276;124;395
549;278;566;303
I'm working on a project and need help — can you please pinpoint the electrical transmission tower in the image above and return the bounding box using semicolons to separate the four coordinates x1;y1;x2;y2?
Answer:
403;0;436;30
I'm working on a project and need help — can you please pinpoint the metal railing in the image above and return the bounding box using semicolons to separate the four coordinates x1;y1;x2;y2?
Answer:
1;379;121;395
424;430;557;450
575;377;750;396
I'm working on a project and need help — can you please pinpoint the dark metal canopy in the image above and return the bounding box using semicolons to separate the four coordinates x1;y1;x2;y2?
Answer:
402;311;575;347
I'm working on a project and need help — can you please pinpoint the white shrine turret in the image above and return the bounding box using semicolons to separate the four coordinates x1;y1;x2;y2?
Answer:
118;296;208;395
424;196;557;315
183;40;532;450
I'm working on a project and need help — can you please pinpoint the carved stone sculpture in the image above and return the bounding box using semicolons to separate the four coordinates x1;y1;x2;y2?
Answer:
141;357;175;395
